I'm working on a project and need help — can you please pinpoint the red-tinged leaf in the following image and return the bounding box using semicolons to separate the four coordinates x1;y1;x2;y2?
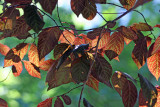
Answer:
94;0;106;4
139;89;147;107
71;0;85;16
58;30;75;45
92;54;112;84
132;37;147;69
124;37;132;45
0;43;10;56
111;71;127;96
147;52;160;81
122;80;137;107
46;59;72;90
146;36;151;47
53;43;70;59
117;26;138;40
23;61;41;78
154;24;160;28
74;37;85;45
5;0;32;5
0;98;8;107
151;36;160;55
105;50;118;61
132;23;153;31
40;59;55;71
80;34;92;46
81;0;97;20
28;44;39;67
138;74;158;107
24;5;44;33
133;0;152;9
120;0;136;10
16;43;29;60
37;98;53;107
12;61;23;77
54;97;64;107
105;32;124;56
61;95;71;105
39;0;57;15
86;75;99;92
38;27;61;60
2;16;31;39
71;56;90;83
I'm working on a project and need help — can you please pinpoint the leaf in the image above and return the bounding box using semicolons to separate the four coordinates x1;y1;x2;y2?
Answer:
132;23;153;31
0;19;12;31
155;86;160;107
23;61;41;78
105;50;118;61
0;43;10;56
124;37;132;45
122;80;137;107
58;30;75;45
139;89;147;107
71;56;90;83
117;26;138;40
71;0;85;16
2;16;31;39
15;43;29;59
12;61;23;77
24;5;44;33
5;0;32;5
94;0;106;4
147;52;160;81
112;71;127;96
86;75;99;92
154;24;160;28
132;37;147;69
91;54;112;84
37;98;53;107
146;36;152;47
40;59;55;71
105;32;124;56
74;37;86;45
120;0;136;10
138;73;158;107
54;97;64;107
151;36;160;55
46;59;72;90
83;98;94;107
38;27;61;60
133;0;152;9
0;98;8;107
54;43;70;59
39;0;57;15
61;95;71;105
28;44;39;67
81;0;97;20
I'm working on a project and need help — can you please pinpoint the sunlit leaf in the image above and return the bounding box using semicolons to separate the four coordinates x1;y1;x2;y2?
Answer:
54;97;64;107
23;61;41;78
83;98;93;107
61;95;71;105
74;37;85;45
151;36;160;55
132;23;153;31
12;61;23;77
147;52;160;81
38;27;61;60
138;74;158;107
0;98;8;107
81;0;97;20
71;56;90;83
122;80;137;107
132;37;147;69
71;0;85;16
124;37;132;45
40;59;55;71
86;75;99;92
24;5;44;33
39;0;57;15
37;98;53;107
28;44;39;67
0;43;10;56
58;30;75;45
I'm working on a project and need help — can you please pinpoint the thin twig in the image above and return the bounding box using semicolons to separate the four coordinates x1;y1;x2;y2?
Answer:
0;70;11;83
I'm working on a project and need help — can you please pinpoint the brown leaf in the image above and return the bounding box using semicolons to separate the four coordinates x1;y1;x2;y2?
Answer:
86;75;99;92
74;37;85;45
61;95;71;105
38;27;61;60
132;22;153;31
39;0;57;15
0;43;10;56
0;98;8;107
71;0;85;16
105;50;118;61
37;98;53;107
94;0;106;4
146;36;152;47
12;61;23;77
5;0;32;5
120;0;136;10
54;97;64;107
40;59;55;71
139;89;147;107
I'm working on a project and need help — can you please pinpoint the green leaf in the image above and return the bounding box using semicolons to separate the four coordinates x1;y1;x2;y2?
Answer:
83;98;94;107
24;5;44;33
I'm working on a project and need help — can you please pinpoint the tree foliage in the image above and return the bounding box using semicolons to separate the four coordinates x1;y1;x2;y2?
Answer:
0;0;160;107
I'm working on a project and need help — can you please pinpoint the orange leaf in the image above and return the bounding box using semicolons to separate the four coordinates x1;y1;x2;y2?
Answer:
16;43;29;60
124;37;132;45
37;98;53;107
0;98;8;107
151;36;160;55
119;0;136;10
38;27;61;60
40;59;55;71
12;61;23;77
0;43;10;56
74;37;85;45
28;44;39;67
23;61;41;78
86;75;99;92
58;30;75;45
132;23;153;31
147;52;160;81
